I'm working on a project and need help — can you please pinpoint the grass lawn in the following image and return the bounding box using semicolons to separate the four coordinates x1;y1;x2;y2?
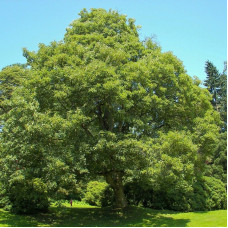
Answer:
0;201;226;227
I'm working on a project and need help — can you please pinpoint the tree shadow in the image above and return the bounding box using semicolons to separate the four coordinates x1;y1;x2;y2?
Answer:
0;210;39;227
0;206;190;227
46;206;190;227
193;211;209;214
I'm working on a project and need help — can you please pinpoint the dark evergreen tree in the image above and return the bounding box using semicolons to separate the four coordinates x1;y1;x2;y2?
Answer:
204;60;220;110
204;60;227;130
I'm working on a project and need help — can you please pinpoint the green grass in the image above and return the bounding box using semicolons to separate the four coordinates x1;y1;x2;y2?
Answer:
0;201;226;227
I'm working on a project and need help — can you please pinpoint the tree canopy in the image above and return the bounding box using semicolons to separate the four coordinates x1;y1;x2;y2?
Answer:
0;8;223;212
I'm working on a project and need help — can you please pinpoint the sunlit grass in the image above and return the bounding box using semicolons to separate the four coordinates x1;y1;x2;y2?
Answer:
0;201;226;227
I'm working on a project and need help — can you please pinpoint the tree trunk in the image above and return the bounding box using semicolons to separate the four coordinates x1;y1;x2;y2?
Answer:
105;171;127;208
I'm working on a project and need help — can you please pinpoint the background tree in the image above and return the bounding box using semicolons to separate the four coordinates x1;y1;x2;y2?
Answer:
203;61;227;186
0;8;222;211
204;60;227;130
204;60;220;110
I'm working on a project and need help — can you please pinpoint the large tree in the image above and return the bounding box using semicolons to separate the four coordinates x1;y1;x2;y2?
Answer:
0;8;220;210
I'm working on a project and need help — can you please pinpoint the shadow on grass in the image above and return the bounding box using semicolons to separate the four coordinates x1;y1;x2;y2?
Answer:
0;206;191;227
44;206;190;227
192;211;210;214
0;210;39;227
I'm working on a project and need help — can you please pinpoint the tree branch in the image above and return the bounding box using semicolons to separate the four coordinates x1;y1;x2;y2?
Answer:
81;123;94;138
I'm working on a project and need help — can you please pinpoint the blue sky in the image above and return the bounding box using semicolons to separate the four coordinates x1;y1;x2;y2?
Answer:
0;0;227;81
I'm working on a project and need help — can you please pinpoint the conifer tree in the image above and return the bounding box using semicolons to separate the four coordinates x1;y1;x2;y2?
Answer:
204;60;220;110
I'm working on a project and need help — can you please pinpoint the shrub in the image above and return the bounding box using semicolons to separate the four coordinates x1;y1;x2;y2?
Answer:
124;181;155;207
124;176;227;212
8;176;49;214
83;181;114;207
123;131;227;212
190;176;227;211
0;182;10;209
124;180;193;211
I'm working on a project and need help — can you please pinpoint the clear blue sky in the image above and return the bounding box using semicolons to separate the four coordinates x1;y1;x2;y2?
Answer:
0;0;227;81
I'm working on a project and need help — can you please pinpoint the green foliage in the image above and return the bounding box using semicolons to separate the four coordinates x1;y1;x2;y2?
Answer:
203;60;227;189
0;64;28;116
0;8;223;211
124;131;225;212
204;60;220;107
0;94;78;212
125;181;193;211
205;132;227;183
0;182;10;210
191;176;227;211
125;176;227;212
83;181;114;207
218;62;227;129
204;60;227;130
8;177;49;214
